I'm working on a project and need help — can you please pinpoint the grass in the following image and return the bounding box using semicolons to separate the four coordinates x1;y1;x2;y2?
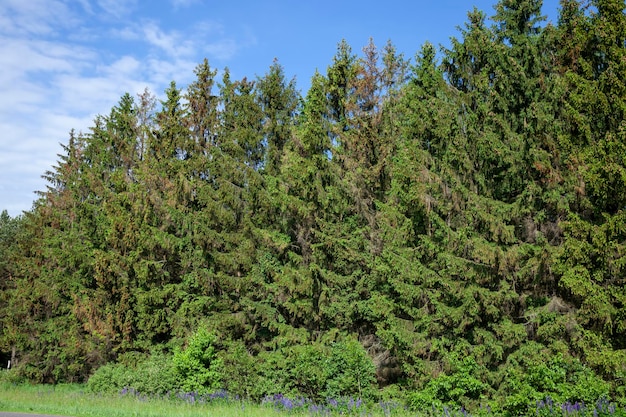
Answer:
0;383;414;417
0;383;291;417
1;383;624;417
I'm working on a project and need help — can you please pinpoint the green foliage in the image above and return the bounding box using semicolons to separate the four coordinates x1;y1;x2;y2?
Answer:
218;336;377;402
86;351;178;396
495;343;611;416
219;340;261;399
3;0;626;412
323;337;377;400
0;369;25;385
87;330;223;397
406;352;488;410
172;328;223;394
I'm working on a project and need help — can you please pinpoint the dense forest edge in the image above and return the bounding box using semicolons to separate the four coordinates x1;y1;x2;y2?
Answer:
1;0;625;414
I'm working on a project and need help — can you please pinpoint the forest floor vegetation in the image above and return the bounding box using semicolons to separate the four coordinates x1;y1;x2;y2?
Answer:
0;381;624;417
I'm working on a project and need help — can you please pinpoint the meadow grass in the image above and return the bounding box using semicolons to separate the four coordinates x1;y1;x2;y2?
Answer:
2;383;623;417
0;383;300;417
0;383;414;417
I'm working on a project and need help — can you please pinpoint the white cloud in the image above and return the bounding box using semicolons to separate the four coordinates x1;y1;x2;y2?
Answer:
104;55;142;78
143;21;195;58
111;26;143;41
0;37;94;75
170;0;201;9
0;1;256;216
96;0;138;19
76;0;95;15
145;57;198;87
203;38;242;61
192;21;257;61
0;0;79;36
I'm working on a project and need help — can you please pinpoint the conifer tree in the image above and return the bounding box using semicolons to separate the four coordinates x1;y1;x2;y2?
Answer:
275;71;335;330
256;59;299;177
3;0;626;405
186;59;220;152
552;0;626;381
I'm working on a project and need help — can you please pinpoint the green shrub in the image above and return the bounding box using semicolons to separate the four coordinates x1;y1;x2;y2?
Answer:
0;368;25;385
566;367;610;404
219;335;377;402
172;328;223;394
88;329;225;398
289;343;327;400
86;362;129;394
126;351;179;395
87;351;178;396
255;348;294;399
219;339;262;399
406;387;442;411
494;343;614;416
322;337;377;400
407;354;488;411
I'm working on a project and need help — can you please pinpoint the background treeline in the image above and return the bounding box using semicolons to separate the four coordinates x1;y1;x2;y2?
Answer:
1;0;625;413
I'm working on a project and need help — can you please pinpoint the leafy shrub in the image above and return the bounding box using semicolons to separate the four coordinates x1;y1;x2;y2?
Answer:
322;337;377;400
86;362;130;394
219;335;377;402
86;350;178;395
219;339;262;399
172;327;223;394
0;368;25;384
222;344;309;400
495;342;613;416
254;348;294;399
566;367;610;405
407;354;488;411
406;387;442;411
88;328;224;397
289;343;327;400
125;351;179;395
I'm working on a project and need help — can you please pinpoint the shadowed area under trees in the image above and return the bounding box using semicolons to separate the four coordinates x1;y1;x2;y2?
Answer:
1;0;625;413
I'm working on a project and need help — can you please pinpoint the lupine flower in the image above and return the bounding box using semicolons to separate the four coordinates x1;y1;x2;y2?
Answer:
209;389;229;401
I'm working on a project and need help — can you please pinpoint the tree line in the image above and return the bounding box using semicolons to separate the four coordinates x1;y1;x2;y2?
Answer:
1;0;625;412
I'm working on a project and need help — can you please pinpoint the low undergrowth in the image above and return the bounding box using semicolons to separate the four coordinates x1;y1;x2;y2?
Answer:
1;382;625;417
0;383;279;417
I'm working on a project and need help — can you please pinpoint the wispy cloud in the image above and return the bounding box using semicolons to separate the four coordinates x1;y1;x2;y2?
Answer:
204;38;242;61
96;0;138;19
0;0;255;215
143;21;195;58
170;0;201;9
0;0;79;36
193;21;257;61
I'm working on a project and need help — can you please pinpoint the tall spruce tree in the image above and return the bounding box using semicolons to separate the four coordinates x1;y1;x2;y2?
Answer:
256;59;299;177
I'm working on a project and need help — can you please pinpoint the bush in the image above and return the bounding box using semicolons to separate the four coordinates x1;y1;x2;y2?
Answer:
88;329;224;397
0;368;25;385
219;335;377;402
219;339;262;399
407;355;488;411
289;343;327;400
495;343;613;416
406;388;442;412
255;348;295;399
322;337;377;400
86;362;129;394
172;327;223;394
87;351;178;396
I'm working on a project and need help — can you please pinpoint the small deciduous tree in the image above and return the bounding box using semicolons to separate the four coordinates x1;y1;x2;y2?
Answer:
173;328;223;394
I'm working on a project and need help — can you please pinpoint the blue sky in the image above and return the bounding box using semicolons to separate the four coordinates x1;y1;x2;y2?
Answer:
0;0;560;216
